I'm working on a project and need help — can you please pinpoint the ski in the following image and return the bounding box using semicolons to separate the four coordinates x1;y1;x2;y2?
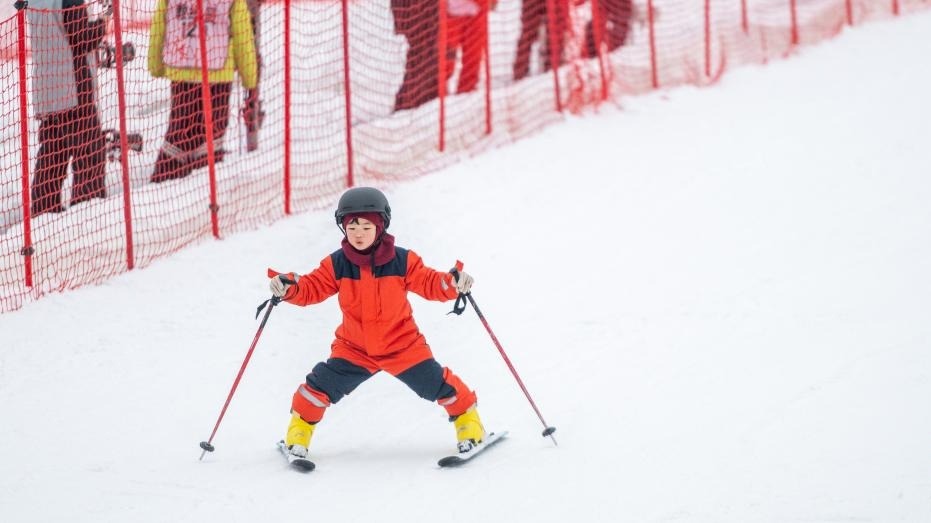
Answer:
103;129;143;162
437;431;508;468
276;440;316;472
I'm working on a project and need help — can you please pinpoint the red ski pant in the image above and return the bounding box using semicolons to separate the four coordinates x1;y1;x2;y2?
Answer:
513;0;569;80
585;0;633;56
445;13;487;94
31;106;106;215
291;338;477;424
152;82;231;183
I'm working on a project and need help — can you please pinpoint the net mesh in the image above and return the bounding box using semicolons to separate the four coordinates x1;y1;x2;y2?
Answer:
0;0;927;311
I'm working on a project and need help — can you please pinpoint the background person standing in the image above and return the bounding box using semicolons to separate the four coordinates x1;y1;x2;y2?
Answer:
27;0;109;215
147;0;258;183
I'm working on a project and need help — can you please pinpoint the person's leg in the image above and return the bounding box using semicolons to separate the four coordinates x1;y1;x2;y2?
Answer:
456;14;485;93
394;26;440;111
70;105;107;205
285;341;378;454
285;357;374;454
445;17;464;87
392;358;475;414
187;82;232;171
292;357;374;423
605;0;633;52
209;82;232;145
513;0;544;80
152;82;200;182
31;112;71;215
542;0;568;71
394;40;421;111
393;356;484;449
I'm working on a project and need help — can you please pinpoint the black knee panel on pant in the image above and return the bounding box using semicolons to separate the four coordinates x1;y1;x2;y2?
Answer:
306;358;372;404
396;358;456;401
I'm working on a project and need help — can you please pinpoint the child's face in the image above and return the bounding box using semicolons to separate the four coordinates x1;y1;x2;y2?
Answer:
345;217;377;250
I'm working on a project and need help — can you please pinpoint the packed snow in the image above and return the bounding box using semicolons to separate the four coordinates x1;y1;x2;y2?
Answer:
1;9;930;523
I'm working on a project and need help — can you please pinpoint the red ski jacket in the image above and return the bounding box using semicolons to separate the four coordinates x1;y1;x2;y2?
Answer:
283;247;458;357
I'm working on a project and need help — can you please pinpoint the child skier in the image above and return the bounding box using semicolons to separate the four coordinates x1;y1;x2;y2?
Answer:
269;186;485;460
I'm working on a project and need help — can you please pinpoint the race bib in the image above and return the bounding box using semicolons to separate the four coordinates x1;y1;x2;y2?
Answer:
162;0;233;70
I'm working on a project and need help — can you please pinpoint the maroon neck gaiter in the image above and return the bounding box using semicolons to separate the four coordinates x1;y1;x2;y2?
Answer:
341;233;396;267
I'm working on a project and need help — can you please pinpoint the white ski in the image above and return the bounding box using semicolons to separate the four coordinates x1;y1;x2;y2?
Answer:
437;431;508;467
276;440;316;472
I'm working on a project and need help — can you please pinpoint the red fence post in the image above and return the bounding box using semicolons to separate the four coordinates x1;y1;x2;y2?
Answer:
789;0;799;45
647;0;658;89
891;0;899;15
741;0;748;34
544;0;563;111
483;7;492;134
340;0;354;187
284;0;293;208
590;0;608;100
845;0;853;25
195;0;220;237
15;2;33;288
112;0;135;270
437;0;447;151
704;0;711;78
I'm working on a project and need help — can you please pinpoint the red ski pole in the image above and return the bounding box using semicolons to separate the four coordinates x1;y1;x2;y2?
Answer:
449;267;557;446
198;281;292;460
465;293;557;446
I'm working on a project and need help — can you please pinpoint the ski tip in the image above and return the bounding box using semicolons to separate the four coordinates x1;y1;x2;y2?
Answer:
437;455;465;468
291;460;316;472
277;440;317;472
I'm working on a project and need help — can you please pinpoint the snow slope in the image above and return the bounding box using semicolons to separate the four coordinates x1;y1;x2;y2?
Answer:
2;10;930;523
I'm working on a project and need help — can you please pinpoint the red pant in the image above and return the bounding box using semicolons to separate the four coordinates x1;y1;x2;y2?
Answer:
151;82;231;183
445;13;488;94
585;0;633;56
392;0;440;111
31;106;106;215
513;0;569;80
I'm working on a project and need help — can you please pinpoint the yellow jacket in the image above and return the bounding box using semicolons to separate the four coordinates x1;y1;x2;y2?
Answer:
148;0;258;88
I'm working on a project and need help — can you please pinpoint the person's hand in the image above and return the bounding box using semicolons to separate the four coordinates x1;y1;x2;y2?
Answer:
453;270;473;294
270;274;295;297
90;0;113;22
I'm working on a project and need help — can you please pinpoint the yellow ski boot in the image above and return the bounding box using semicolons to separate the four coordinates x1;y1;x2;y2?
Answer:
285;412;315;458
453;405;485;453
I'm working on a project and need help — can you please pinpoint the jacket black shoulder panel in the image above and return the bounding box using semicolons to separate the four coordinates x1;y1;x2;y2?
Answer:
374;247;408;278
330;249;360;280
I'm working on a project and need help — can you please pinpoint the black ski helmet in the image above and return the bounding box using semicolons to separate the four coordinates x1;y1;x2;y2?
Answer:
334;187;391;230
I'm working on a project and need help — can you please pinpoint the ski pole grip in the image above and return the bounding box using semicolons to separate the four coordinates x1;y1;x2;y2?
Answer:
447;260;468;315
449;260;464;282
267;268;296;285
